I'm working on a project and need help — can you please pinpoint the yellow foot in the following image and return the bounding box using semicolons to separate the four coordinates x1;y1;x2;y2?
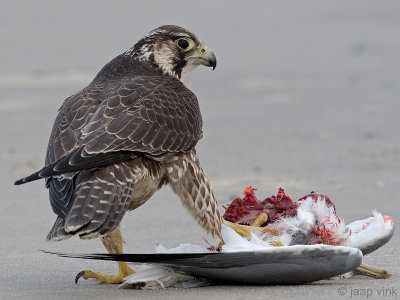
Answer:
223;213;278;239
75;262;135;284
357;263;392;279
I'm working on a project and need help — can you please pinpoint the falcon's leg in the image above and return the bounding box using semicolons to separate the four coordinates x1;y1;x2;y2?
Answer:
168;150;223;239
76;227;134;284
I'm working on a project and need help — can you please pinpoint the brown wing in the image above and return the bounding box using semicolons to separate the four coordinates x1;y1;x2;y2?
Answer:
81;75;202;158
15;74;202;183
45;88;103;165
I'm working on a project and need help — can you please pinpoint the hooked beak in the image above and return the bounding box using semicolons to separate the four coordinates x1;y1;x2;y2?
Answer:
191;45;217;70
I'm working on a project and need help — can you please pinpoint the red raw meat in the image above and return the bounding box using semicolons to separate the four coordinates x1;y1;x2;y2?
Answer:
223;186;349;246
223;187;298;226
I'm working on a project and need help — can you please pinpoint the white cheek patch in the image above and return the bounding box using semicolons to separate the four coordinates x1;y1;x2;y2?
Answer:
153;44;176;78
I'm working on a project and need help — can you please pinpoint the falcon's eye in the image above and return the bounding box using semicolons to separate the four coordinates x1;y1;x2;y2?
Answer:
175;38;195;51
177;39;189;49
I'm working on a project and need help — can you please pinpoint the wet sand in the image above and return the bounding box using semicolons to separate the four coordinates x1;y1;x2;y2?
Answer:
1;1;399;299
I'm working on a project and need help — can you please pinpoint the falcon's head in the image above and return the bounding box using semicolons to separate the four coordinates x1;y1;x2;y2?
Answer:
129;25;217;81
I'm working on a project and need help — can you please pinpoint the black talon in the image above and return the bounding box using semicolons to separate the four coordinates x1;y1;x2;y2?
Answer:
75;271;85;284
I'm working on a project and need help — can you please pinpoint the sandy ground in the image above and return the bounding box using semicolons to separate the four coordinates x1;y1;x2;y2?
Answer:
1;1;399;299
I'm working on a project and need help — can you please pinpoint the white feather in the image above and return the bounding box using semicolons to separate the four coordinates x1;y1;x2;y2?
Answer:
347;211;394;253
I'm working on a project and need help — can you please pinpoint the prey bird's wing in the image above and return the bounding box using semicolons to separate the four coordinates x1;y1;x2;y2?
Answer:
44;245;363;285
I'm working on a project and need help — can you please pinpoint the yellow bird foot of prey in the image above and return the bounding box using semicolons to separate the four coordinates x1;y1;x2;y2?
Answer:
356;263;392;279
75;261;135;284
223;213;279;239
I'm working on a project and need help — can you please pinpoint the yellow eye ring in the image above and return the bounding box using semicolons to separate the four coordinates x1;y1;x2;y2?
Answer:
175;38;195;52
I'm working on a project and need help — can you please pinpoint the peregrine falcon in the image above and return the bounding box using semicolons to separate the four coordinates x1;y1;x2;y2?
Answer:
15;25;222;284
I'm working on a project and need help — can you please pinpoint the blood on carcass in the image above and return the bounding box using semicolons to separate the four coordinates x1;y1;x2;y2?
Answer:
223;187;298;226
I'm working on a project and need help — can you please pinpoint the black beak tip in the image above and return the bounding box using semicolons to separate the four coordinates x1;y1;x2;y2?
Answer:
210;59;217;70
